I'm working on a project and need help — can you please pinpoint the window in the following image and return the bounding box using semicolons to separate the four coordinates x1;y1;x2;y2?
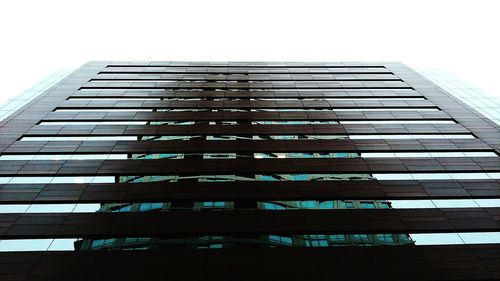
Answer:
376;234;395;242
201;202;227;209
138;203;164;212
203;153;237;159
1;232;500;251
330;234;347;242
352;234;370;242
90;239;116;249
344;202;355;208
111;204;132;212
269;235;293;246
261;202;287;210
360;202;376;209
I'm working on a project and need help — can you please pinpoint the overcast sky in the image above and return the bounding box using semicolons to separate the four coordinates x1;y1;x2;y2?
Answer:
1;0;499;103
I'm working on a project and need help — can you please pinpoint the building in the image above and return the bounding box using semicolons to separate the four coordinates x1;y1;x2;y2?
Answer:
0;61;499;280
418;68;500;126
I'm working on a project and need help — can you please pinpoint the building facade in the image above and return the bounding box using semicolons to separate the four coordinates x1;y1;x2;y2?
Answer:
418;68;500;126
0;62;499;280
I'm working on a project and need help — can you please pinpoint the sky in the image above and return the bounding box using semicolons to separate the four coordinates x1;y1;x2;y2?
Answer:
0;0;499;104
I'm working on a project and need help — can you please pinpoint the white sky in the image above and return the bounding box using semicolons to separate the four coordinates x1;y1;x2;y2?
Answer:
0;0;499;103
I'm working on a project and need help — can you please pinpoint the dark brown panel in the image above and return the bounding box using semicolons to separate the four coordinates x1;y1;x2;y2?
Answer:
1;209;499;238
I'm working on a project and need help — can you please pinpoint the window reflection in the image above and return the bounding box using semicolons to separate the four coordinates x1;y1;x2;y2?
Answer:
3;232;499;251
54;107;439;113
1;173;499;185
20;134;476;141
1;199;498;214
39;119;456;126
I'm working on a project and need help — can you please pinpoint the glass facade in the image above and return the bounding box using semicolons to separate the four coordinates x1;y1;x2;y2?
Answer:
1;62;499;278
0;70;72;121
418;68;500;125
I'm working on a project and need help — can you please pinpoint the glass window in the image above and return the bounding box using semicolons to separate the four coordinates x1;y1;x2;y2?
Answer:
111;204;132;212
344;201;355;208
202;201;227;208
330;234;347;242
458;232;500;244
360;202;376;209
0;239;53;251
352;234;369;242
26;204;76;213
410;233;463;245
319;201;334;209
376;234;395;242
261;202;286;210
90;239;116;249
139;203;164;212
0;204;30;213
48;239;78;251
269;235;293;246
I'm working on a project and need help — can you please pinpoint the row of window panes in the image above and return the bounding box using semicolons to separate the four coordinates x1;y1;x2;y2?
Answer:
2;199;499;213
54;107;439;112
79;88;415;92
1;232;500;251
1;173;500;184
0;176;116;184
19;134;476;142
4;171;499;184
0;154;129;160
38;120;456;126
88;79;403;83
77;88;416;93
68;97;425;101
104;64;387;68
2;151;495;161
118;173;500;183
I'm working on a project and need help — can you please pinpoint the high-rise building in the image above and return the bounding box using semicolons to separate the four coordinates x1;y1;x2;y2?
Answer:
0;61;499;280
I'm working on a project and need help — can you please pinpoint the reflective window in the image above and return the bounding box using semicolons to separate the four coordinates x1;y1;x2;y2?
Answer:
376;234;395;242
254;152;360;159
68;97;162;101
53;107;439;113
38;121;148;126
252;121;339;125
140;203;164;212
69;97;427;102
373;173;500;180
90;239;116;249
349;134;475;139
54;109;151;112
0;176;115;184
79;88;415;92
340;120;455;124
20;136;137;142
131;153;184;160
0;154;128;161
2;231;500;251
19;134;476;142
0;239;55;251
203;153;237;159
253;108;438;112
360;202;376;209
3;173;499;187
255;97;426;101
269;235;293;246
198;201;231;210
149;121;195;125
361;152;497;158
39;119;457;126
